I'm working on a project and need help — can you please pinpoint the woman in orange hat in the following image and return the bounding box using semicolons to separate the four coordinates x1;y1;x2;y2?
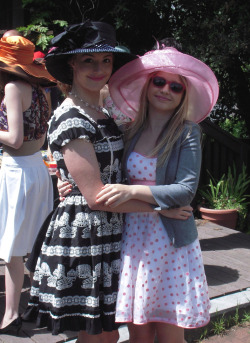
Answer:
0;35;56;334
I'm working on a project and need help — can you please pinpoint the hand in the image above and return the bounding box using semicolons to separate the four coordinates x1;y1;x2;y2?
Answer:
55;169;61;180
57;178;72;201
159;205;193;220
96;183;132;208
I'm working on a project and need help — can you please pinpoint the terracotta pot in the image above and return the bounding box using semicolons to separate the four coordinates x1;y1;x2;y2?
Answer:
198;206;238;229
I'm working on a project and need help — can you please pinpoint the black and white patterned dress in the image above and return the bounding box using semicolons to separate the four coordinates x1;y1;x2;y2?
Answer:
27;101;124;335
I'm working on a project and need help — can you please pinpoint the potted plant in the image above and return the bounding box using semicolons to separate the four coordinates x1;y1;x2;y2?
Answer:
198;164;250;230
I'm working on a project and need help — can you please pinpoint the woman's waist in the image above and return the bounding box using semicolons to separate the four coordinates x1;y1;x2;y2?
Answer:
1;151;44;167
3;139;44;157
130;178;155;186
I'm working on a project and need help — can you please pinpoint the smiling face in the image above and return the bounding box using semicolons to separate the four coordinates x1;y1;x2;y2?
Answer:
69;52;114;94
147;71;185;117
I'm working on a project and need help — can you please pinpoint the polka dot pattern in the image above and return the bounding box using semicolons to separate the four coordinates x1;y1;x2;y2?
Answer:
116;152;210;328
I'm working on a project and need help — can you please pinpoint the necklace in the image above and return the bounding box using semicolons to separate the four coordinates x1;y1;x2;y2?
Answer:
69;91;105;113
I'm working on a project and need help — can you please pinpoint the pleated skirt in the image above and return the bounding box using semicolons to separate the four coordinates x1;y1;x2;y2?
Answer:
0;152;54;263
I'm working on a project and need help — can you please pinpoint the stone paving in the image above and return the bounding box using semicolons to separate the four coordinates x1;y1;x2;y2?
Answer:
1;221;250;342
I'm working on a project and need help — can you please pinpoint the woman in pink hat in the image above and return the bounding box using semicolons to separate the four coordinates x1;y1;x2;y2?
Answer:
94;44;219;343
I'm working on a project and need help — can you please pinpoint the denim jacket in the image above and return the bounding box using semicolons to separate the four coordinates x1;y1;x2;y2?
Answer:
123;121;201;248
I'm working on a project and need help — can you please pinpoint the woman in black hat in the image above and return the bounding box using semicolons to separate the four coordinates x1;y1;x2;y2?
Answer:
23;21;159;343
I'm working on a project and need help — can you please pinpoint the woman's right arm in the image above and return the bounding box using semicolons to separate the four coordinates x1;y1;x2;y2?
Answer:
62;137;154;213
58;152;192;220
0;82;24;148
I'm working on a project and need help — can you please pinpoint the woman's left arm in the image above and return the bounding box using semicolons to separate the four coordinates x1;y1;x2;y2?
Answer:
149;123;201;210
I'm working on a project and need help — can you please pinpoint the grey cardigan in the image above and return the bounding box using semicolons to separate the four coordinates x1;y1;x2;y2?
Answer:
123;121;201;248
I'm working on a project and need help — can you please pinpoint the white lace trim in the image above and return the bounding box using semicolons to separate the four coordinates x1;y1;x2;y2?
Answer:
30;289;117;308
49;117;95;145
41;241;121;257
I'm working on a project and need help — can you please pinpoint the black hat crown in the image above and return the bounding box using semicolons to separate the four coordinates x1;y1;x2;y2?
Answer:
51;21;116;54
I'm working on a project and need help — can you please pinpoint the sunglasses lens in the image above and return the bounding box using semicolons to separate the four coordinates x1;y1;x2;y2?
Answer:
152;77;185;93
170;82;184;93
152;77;166;87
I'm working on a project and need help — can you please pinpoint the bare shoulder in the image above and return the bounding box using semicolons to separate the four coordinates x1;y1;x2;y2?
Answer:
4;81;32;111
5;80;31;95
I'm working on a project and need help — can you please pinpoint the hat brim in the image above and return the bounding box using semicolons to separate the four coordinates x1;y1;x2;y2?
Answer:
0;61;57;87
109;49;219;123
45;47;138;85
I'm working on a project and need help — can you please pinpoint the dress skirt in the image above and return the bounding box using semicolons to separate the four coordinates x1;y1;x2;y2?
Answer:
0;152;54;263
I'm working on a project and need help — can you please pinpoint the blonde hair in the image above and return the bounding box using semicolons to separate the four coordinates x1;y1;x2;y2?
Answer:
124;73;189;166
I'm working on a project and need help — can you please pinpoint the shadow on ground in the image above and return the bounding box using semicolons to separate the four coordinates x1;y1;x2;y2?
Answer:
200;232;250;251
204;264;239;286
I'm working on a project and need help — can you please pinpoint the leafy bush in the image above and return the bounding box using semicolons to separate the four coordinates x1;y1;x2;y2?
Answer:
218;116;249;139
17;20;67;51
199;164;250;231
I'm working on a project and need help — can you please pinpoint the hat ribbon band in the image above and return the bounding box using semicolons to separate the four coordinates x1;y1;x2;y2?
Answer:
0;41;34;65
0;49;33;65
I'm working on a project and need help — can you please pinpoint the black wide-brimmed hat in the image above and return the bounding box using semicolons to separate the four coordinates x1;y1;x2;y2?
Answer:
45;21;137;85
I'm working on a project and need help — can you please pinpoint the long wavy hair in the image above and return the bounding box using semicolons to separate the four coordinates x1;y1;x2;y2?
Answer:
124;72;190;166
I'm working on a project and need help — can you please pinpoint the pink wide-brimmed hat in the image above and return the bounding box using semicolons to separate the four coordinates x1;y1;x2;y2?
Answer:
109;47;219;123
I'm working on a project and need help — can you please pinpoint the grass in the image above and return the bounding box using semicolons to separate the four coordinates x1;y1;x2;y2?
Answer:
241;311;250;323
188;308;250;342
211;314;226;335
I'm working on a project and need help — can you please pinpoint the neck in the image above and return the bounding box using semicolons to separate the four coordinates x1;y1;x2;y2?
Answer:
69;88;105;114
147;111;172;134
70;87;100;106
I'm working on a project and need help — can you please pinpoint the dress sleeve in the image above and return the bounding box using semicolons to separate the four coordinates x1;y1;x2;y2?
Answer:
48;107;96;152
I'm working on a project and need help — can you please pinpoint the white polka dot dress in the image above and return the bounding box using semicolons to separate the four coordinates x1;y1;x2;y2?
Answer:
116;152;210;328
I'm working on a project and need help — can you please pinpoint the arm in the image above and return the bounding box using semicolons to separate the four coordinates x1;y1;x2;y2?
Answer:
57;174;193;220
95;182;193;219
0;82;24;148
62;138;154;213
159;206;193;219
96;183;158;207
150;124;202;210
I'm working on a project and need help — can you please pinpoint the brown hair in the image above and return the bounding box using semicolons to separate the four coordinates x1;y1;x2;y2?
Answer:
57;81;72;97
